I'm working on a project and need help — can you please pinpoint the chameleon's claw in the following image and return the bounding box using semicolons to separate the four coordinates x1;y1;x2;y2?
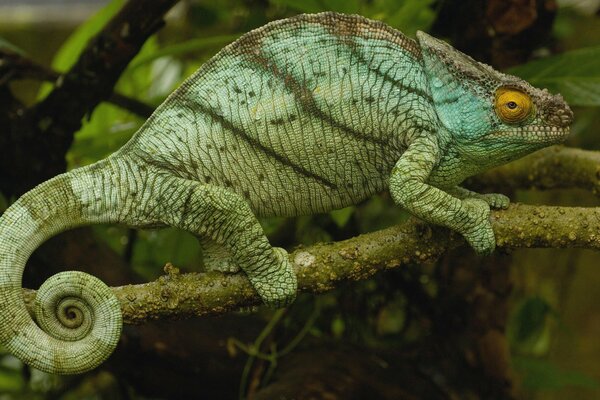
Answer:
478;193;510;210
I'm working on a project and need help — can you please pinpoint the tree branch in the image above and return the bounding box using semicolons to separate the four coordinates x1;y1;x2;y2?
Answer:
0;49;154;118
21;203;600;324
470;146;600;194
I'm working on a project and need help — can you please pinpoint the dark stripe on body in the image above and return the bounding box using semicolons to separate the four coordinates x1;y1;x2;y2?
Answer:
243;51;391;148
338;36;434;104
196;103;338;189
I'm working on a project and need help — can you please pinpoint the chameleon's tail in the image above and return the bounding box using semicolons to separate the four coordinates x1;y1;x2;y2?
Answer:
0;159;127;374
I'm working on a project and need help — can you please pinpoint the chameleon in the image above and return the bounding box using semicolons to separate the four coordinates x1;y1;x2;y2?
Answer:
0;12;572;374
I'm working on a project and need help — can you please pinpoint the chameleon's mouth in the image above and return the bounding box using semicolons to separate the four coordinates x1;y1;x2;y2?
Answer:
485;125;571;144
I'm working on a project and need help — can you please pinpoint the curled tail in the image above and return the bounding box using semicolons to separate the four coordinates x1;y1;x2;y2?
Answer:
0;159;129;374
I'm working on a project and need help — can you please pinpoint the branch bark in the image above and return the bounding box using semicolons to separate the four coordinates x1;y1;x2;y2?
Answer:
21;202;600;324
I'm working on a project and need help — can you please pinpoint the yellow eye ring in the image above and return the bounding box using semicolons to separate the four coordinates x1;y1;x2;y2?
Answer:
494;87;533;123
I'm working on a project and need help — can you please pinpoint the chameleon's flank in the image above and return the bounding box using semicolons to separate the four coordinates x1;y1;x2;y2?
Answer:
0;12;572;374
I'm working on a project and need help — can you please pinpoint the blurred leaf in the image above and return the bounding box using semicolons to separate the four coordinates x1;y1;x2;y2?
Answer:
37;0;125;100
331;315;345;338
53;0;124;71
273;0;359;14
508;296;553;356
508;46;600;106
380;0;435;36
92;225;127;256
330;206;355;228
129;34;240;69
271;0;434;34
0;36;26;55
376;298;406;335
67;103;141;167
132;229;202;279
260;216;287;236
270;0;327;13
0;366;23;392
356;195;409;232
513;356;600;391
511;296;551;343
321;0;361;14
296;215;331;245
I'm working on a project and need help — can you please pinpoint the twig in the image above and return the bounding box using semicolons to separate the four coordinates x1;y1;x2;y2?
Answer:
0;49;154;118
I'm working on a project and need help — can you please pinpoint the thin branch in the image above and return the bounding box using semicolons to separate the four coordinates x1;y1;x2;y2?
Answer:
0;49;154;118
108;92;154;118
470;146;600;195
21;203;600;324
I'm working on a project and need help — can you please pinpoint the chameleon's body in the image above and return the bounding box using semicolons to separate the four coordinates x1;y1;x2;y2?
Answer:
0;13;572;374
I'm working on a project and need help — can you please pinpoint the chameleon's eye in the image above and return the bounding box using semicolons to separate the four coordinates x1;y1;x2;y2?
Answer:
494;88;533;123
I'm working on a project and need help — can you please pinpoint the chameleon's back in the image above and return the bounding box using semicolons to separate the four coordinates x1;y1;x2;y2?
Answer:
125;12;438;216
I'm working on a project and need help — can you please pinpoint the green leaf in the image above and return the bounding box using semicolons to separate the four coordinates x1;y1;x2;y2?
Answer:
132;228;202;279
510;296;551;344
129;34;241;69
330;206;355;228
52;0;124;71
270;0;361;14
331;315;346;338
296;215;332;245
270;0;327;13
0;36;26;55
322;0;361;14
260;216;287;236
513;356;600;391
0;366;23;392
66;103;142;167
37;0;125;100
508;46;600;107
382;0;435;36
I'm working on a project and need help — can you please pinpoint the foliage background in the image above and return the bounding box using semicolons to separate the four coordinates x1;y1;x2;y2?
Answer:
0;0;599;398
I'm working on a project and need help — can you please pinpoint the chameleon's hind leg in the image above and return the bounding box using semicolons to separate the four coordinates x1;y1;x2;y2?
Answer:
197;236;239;273
151;175;296;307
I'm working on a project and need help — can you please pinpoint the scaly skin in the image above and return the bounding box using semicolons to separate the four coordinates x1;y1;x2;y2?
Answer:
0;12;573;374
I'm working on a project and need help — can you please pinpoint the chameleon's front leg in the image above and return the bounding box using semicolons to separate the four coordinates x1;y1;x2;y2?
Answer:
148;175;297;307
389;135;496;254
446;186;510;210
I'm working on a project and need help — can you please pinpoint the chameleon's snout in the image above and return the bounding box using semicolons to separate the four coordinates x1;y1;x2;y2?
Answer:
544;93;574;129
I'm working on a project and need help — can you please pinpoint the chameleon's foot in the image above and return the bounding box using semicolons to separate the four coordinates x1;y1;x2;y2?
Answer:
478;193;510;210
460;198;496;255
249;247;297;308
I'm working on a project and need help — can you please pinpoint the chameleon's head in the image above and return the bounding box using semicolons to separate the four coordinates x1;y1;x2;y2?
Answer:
416;31;573;166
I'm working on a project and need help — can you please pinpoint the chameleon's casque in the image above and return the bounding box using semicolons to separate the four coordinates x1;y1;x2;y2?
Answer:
0;12;572;374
